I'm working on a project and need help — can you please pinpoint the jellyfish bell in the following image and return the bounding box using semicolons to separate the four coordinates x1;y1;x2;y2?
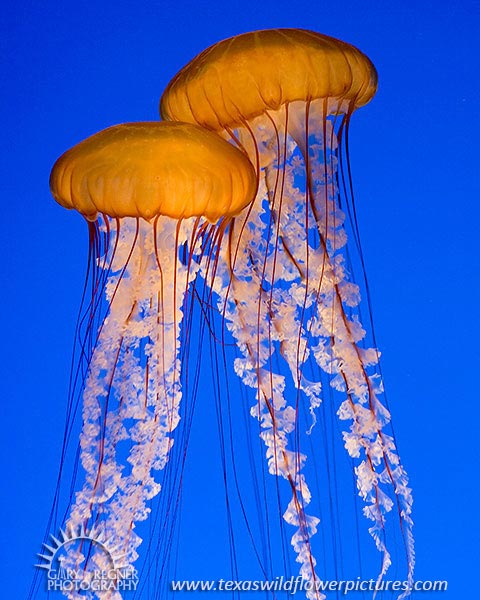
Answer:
50;121;256;222
160;29;376;130
161;29;413;598
48;121;256;590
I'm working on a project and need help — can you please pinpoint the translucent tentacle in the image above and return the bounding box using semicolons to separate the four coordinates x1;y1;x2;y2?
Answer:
63;216;199;598
204;167;324;599
226;102;414;595
291;105;415;591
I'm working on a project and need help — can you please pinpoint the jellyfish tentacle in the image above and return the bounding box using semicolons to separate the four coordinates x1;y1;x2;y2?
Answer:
296;112;415;588
234;102;414;591
203;163;324;599
63;217;201;597
230;290;323;600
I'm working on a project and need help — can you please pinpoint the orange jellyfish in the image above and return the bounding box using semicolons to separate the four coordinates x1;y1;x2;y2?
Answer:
47;121;256;593
161;29;414;597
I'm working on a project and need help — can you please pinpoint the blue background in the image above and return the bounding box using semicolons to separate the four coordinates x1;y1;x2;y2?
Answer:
1;0;478;598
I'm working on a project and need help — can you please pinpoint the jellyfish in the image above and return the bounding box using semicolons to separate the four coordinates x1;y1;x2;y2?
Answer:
161;29;414;597
47;121;256;595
